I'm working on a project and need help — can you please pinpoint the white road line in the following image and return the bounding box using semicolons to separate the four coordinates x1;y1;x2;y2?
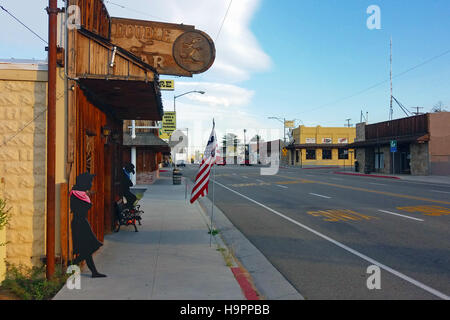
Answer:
309;193;331;199
431;190;450;194
276;185;288;189
369;182;387;186
214;180;450;300
242;176;248;179
256;179;265;183
378;210;424;222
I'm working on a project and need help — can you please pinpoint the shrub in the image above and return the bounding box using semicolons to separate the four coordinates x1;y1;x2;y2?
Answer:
1;263;69;300
0;197;10;247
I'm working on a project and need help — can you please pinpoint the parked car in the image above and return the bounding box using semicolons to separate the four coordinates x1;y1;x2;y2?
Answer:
176;160;186;167
216;157;226;166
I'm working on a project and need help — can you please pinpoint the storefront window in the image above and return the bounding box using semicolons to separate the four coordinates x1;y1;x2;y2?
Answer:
306;149;316;160
375;152;384;169
338;148;349;159
322;149;332;160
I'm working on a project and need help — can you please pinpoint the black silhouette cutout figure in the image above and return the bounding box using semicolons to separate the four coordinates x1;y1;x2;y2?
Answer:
70;172;106;278
120;163;137;209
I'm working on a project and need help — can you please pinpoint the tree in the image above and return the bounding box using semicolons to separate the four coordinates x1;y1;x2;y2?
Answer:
431;101;448;113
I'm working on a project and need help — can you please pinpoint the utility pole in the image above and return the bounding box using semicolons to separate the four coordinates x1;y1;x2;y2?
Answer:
389;37;393;121
412;106;424;115
345;119;352;127
46;0;58;279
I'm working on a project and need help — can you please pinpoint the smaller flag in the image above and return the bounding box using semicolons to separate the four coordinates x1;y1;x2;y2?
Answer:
190;121;217;204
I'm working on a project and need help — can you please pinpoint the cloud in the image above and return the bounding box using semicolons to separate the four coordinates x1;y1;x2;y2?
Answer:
105;0;272;82
173;81;254;107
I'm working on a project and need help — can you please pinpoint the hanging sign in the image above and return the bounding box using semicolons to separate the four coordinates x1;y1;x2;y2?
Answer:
110;18;216;77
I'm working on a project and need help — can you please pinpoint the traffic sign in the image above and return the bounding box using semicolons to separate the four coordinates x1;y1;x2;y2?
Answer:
390;140;397;153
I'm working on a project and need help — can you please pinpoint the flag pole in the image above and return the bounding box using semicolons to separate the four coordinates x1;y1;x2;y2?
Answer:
209;158;216;247
209;118;216;247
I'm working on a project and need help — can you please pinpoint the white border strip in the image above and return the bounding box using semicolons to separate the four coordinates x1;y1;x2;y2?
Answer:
378;210;424;222
309;193;331;199
214;181;449;300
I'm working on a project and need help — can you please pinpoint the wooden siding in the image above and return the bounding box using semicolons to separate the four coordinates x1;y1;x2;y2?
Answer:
365;114;429;140
75;87;107;242
75;33;155;81
70;0;111;39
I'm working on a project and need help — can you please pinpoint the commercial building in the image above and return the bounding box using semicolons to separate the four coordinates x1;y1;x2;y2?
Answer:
287;126;356;167
0;0;215;278
349;113;450;175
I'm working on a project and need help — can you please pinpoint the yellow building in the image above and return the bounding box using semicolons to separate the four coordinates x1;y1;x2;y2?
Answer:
0;61;67;280
287;126;356;167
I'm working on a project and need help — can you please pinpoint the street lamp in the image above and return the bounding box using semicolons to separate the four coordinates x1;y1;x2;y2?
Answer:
268;116;286;144
173;90;205;113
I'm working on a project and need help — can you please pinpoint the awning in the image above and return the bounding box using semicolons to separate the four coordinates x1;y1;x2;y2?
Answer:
348;134;429;149
75;28;164;120
123;132;170;153
79;79;163;120
287;144;350;149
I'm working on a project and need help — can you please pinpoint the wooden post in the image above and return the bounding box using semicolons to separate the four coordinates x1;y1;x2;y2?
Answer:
46;0;58;279
59;183;68;265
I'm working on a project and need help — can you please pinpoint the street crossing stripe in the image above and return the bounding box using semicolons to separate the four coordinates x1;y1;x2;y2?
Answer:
214;180;450;300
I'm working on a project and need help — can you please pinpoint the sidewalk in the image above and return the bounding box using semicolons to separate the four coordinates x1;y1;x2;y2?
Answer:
54;173;245;300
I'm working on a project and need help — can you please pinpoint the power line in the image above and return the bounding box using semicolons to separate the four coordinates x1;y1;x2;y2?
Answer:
104;0;168;22
300;47;450;114
0;4;48;44
216;0;233;41
0;108;47;148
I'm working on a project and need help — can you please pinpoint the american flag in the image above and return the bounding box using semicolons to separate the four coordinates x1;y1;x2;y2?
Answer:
190;122;217;204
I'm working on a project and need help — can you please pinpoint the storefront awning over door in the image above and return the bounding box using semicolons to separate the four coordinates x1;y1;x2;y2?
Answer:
123;132;170;153
79;79;163;120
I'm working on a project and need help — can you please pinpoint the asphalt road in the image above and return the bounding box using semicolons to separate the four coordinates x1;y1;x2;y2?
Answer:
182;164;450;300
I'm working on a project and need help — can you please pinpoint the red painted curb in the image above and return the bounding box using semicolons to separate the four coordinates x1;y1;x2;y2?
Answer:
303;167;340;170
231;267;260;300
334;171;401;179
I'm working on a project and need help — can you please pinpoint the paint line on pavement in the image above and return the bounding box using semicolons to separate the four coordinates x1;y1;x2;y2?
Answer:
378;210;424;222
214;181;449;300
309;193;331;199
369;182;386;186
256;179;265;183
275;174;450;205
431;190;450;194
242;176;248;179
276;185;288;189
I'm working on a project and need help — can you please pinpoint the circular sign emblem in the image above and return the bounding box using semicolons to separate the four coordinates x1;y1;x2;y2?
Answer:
173;31;216;74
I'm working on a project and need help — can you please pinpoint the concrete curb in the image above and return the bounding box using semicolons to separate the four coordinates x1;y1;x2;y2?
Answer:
196;194;304;300
334;171;401;179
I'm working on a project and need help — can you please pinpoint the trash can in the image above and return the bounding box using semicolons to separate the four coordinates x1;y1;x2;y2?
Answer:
354;160;359;172
173;168;182;185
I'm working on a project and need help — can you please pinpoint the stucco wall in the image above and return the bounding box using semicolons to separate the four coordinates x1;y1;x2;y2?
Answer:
428;112;450;175
0;75;47;268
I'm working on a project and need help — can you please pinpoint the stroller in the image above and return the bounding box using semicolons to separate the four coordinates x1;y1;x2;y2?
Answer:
113;197;143;233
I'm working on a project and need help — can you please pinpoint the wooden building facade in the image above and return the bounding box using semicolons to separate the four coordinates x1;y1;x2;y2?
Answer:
60;0;164;264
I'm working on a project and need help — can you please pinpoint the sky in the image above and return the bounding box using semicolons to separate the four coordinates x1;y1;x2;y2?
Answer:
0;0;449;150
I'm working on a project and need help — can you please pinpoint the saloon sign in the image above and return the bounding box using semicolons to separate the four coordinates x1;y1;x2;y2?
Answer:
110;18;216;77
